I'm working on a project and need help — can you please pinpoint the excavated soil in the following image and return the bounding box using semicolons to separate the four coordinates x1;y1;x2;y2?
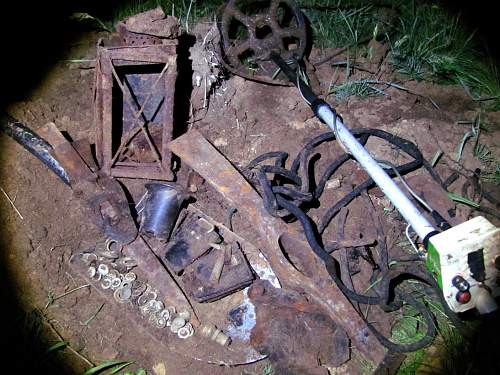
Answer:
1;20;499;375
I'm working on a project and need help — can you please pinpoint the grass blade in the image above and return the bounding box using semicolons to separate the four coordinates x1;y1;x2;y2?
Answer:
431;150;443;167
45;341;67;354
109;361;134;374
83;360;132;375
447;192;480;208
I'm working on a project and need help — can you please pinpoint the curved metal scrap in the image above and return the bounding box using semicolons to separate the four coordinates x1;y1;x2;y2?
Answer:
0;113;70;185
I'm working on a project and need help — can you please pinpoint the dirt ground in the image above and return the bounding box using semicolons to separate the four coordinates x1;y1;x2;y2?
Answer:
1;17;499;375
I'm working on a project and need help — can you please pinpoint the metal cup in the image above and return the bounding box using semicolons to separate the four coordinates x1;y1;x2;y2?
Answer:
139;183;186;241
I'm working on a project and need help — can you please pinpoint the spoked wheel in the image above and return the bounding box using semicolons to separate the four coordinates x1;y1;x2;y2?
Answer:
219;0;308;85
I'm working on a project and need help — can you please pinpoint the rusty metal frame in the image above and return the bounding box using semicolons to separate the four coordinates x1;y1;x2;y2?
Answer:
94;42;177;180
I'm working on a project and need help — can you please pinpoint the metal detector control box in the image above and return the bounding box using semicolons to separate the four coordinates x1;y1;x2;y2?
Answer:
426;216;500;313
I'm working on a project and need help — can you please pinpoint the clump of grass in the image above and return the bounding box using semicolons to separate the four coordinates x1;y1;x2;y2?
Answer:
299;1;500;108
397;347;425;375
70;1;222;34
389;292;434;375
391;306;427;345
387;5;466;81
262;364;274;375
330;79;381;101
70;12;113;32
474;143;500;185
301;1;377;50
109;0;221;32
387;2;500;109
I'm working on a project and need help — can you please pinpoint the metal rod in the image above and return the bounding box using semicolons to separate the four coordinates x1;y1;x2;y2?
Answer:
316;105;436;240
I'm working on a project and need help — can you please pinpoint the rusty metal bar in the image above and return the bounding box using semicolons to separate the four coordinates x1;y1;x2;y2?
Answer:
123;236;199;325
168;130;386;365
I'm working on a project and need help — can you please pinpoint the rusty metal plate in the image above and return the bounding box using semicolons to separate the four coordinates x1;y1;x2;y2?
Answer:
168;130;387;367
249;280;350;374
163;209;254;302
219;0;307;85
94;42;177;180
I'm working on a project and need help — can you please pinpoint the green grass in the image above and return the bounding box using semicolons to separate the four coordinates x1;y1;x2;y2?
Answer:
330;79;381;101
390;294;431;375
301;1;377;50
109;0;221;31
387;5;466;81
386;2;500;109
300;1;500;108
391;277;488;375
71;0;222;33
83;360;135;375
474;143;500;185
391;308;427;345
69;0;500;109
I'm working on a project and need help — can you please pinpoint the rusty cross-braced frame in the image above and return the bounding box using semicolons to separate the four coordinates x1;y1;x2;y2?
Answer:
94;42;177;180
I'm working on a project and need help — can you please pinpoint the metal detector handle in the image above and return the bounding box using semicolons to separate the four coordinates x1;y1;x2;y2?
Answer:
270;53;437;242
270;52;317;105
316;105;436;241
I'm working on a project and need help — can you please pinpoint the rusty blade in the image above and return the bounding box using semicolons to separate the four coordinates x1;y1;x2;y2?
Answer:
38;122;95;183
123;236;199;325
168;130;386;365
37;122;138;244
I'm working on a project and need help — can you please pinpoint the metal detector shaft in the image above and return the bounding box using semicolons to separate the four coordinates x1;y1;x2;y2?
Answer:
270;53;436;241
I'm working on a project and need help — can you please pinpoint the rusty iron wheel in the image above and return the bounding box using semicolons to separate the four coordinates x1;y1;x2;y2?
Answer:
219;0;307;85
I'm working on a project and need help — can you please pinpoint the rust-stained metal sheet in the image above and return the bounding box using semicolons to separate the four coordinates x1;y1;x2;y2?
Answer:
38;122;95;183
249;280;350;375
94;42;177;181
168;130;387;366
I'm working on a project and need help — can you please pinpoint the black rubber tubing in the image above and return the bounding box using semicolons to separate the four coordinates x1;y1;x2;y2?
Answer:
246;129;466;353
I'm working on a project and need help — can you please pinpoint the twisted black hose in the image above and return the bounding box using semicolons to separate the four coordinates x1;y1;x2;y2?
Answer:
246;129;463;353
